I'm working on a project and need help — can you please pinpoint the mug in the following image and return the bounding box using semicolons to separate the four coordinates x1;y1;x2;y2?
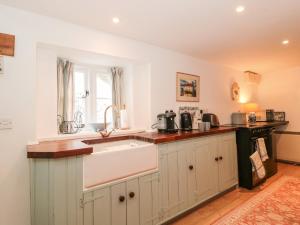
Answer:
198;121;205;132
204;122;211;131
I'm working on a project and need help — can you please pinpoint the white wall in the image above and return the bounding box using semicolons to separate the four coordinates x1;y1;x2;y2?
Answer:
0;5;250;225
258;66;300;131
258;66;300;162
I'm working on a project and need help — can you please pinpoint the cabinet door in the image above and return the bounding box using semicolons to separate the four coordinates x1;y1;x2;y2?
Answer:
218;133;238;192
139;173;160;225
159;143;179;218
127;179;140;225
193;137;219;202
111;182;127;225
177;142;189;211
159;143;188;220
83;187;111;225
186;145;198;206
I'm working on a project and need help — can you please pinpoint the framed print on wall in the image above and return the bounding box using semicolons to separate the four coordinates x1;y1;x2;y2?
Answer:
176;72;200;102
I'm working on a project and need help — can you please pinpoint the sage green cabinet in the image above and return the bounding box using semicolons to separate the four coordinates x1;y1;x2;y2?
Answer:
139;173;160;225
127;179;140;225
159;141;189;220
30;157;84;225
83;174;159;225
111;182;127;225
158;132;238;223
83;187;111;225
192;137;219;202
217;133;238;192
30;132;237;225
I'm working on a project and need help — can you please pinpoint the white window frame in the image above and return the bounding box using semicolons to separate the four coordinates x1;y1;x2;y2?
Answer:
73;64;112;124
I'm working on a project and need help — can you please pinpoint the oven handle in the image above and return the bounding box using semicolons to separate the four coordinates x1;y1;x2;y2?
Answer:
250;135;269;141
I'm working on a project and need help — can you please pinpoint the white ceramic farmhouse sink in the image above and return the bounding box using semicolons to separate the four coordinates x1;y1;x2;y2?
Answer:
83;140;158;188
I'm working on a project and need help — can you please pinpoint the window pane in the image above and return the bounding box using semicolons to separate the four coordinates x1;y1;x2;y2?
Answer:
96;73;112;99
73;70;87;124
96;72;113;124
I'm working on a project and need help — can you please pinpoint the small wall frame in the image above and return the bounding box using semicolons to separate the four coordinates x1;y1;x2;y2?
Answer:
0;33;15;56
176;72;200;102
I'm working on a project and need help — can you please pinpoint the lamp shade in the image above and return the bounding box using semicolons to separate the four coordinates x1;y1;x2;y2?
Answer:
241;102;259;113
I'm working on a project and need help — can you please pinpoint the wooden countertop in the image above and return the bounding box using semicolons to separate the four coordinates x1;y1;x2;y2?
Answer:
27;127;237;159
27;139;93;158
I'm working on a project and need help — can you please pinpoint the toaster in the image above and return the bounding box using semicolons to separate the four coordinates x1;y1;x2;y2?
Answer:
202;113;220;128
231;112;247;124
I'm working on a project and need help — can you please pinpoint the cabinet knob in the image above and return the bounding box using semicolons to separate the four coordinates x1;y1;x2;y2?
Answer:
215;157;219;162
189;165;194;170
129;192;135;198
219;156;223;160
119;195;125;202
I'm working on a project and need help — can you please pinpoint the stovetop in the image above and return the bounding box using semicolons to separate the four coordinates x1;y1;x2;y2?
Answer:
222;121;289;130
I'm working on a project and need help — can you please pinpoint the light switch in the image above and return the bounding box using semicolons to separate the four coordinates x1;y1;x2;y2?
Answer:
0;119;13;130
0;56;4;74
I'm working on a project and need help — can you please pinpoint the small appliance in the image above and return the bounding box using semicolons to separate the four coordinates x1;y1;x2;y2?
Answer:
155;110;178;133
157;113;167;132
165;110;178;133
231;112;247;125
202;113;220;128
180;111;192;131
266;109;275;122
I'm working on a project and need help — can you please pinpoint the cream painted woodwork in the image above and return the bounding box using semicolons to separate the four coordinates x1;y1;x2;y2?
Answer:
30;132;237;225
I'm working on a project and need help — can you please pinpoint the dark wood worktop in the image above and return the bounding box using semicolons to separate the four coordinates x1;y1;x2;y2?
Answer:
27;127;237;159
27;139;93;158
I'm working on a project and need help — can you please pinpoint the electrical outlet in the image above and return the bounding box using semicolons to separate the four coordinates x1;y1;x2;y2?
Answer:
0;119;13;130
0;56;4;74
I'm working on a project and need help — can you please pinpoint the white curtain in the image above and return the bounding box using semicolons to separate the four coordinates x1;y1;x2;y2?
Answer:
57;58;74;132
111;67;123;128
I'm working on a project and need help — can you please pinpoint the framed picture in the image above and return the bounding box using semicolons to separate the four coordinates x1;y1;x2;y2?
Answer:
176;72;200;102
274;112;285;121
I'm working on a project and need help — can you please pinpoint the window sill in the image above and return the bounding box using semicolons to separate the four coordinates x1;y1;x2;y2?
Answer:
36;129;145;142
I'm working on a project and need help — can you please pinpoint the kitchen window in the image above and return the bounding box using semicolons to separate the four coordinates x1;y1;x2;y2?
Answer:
73;65;113;125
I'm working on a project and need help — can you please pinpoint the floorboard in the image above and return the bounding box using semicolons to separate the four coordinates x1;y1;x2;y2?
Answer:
171;163;300;225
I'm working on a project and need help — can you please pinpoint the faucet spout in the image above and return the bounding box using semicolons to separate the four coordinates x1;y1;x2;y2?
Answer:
100;104;118;138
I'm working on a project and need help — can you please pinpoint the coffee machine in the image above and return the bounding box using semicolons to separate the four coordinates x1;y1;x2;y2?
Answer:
180;111;192;131
156;110;178;133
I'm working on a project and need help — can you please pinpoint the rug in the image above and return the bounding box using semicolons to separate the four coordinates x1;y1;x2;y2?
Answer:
212;176;300;225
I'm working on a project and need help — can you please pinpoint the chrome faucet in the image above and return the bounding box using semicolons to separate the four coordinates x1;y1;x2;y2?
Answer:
99;105;117;138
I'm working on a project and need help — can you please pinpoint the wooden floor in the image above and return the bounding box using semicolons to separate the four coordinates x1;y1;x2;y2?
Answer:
172;163;300;225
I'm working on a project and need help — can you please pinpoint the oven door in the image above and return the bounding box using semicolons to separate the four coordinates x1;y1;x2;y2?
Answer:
251;132;277;179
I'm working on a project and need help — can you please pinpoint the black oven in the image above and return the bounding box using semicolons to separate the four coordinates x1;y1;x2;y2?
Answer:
236;127;277;189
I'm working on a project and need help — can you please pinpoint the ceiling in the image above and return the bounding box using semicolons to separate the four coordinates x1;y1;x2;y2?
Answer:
1;0;300;73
